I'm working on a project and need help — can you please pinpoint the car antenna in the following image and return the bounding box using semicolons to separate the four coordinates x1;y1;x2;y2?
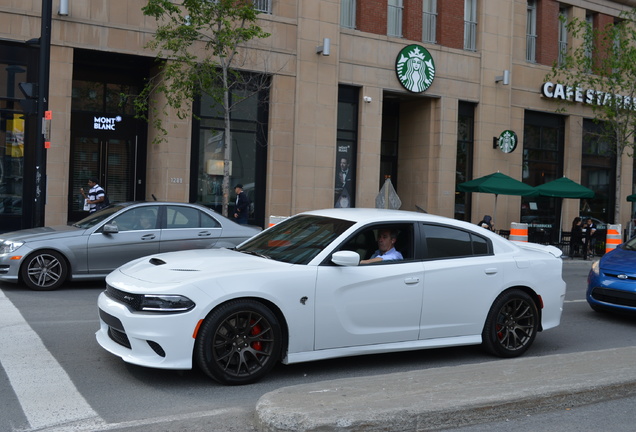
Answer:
152;194;157;201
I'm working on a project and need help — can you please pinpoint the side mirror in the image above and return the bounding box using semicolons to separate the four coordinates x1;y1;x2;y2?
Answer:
331;250;361;266
102;223;119;234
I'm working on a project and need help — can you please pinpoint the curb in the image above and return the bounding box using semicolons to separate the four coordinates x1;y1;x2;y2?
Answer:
255;347;636;432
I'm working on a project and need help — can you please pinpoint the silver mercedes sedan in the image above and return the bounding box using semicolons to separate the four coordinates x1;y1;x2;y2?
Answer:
0;202;260;291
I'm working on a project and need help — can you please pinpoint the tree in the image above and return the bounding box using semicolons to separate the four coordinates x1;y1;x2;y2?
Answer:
136;0;270;217
547;9;636;225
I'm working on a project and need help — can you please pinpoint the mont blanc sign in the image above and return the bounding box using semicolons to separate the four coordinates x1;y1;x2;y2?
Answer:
541;81;636;110
93;115;123;131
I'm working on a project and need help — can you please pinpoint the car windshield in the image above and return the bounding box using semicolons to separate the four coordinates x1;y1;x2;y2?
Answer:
72;205;125;229
237;215;355;264
622;236;636;251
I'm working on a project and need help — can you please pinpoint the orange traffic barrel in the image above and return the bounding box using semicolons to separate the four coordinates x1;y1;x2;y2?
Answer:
509;222;528;242
605;224;622;254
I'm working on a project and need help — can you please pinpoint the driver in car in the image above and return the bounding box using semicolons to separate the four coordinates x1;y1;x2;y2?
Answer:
360;228;403;264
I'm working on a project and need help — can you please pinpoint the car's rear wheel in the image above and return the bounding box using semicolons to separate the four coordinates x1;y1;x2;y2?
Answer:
20;250;68;291
482;289;538;358
195;299;282;385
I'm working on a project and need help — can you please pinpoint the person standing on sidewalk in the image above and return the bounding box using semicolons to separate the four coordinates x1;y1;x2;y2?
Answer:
584;218;597;260
80;177;106;214
570;217;583;257
233;184;251;224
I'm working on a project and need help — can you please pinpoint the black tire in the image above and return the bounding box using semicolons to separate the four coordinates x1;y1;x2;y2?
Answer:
20;250;69;291
195;299;282;385
482;289;539;358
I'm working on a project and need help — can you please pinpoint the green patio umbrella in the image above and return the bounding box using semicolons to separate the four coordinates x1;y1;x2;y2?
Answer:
457;172;538;223
535;177;594;199
535;177;594;242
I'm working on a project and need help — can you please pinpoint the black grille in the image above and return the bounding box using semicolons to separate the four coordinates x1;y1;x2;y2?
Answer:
100;308;131;348
591;287;636;308
108;327;131;349
0;265;9;274
105;285;142;311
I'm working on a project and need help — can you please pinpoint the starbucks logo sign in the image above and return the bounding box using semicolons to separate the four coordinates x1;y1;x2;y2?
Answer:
395;45;435;93
498;130;518;153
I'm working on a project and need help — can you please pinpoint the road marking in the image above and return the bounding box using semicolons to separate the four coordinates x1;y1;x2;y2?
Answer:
0;289;105;431
564;299;587;303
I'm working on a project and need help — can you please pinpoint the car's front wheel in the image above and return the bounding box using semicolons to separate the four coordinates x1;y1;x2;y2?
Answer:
195;299;282;385
482;289;539;357
20;250;69;291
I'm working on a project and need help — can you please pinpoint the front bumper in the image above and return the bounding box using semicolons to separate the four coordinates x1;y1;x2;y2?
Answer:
96;291;200;370
587;267;636;313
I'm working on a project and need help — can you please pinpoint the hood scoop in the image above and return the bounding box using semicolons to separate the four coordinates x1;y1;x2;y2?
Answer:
148;257;199;272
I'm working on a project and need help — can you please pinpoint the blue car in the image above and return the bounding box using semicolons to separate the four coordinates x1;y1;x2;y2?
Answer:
587;236;636;314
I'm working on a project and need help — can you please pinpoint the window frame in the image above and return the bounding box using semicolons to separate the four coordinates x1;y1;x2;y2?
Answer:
340;0;356;29
252;0;272;14
558;7;568;67
422;0;437;44
526;0;537;62
388;0;404;38
464;0;477;51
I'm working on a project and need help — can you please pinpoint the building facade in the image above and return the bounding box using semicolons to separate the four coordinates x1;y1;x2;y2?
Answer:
1;0;635;239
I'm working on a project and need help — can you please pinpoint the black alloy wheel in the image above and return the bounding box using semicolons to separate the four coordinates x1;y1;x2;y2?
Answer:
195;299;282;385
482;289;539;357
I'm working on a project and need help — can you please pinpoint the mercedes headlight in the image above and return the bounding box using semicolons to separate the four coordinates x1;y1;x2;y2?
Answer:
0;240;24;255
139;294;195;313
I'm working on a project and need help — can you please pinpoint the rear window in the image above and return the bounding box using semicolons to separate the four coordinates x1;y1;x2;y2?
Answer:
422;224;491;259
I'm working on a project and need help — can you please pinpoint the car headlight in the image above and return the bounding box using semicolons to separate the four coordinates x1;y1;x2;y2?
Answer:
0;240;24;255
590;260;600;277
139;294;195;313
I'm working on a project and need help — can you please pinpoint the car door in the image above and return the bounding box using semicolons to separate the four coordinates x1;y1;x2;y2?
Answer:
418;224;504;339
159;205;222;252
314;225;424;350
86;205;161;274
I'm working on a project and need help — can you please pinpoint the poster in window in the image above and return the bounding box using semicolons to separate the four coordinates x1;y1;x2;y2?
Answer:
334;145;354;208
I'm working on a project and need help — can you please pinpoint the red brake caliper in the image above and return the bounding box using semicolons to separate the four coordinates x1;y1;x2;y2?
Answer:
250;320;263;351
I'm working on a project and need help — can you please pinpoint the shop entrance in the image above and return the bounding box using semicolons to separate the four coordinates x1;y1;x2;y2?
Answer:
68;113;146;222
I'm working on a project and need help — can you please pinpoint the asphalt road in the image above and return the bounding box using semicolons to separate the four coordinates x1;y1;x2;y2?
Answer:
1;259;636;431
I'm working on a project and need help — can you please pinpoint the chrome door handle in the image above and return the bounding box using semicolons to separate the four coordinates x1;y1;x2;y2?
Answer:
404;277;420;284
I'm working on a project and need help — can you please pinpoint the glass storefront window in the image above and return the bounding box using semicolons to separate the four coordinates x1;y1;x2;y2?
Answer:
581;119;615;226
522;111;564;243
195;78;268;222
335;86;359;208
455;102;474;221
0;63;28;217
72;81;138;115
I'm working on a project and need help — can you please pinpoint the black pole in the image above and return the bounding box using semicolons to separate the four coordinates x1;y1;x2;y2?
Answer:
34;0;52;227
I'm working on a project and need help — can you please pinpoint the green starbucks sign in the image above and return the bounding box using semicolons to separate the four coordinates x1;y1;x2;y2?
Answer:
498;130;518;153
395;44;435;93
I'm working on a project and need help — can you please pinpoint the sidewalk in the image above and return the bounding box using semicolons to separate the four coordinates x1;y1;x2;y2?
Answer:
255;347;636;432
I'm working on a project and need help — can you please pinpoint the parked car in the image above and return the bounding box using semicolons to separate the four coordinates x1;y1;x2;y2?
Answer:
587;235;636;314
0;202;260;291
96;208;566;385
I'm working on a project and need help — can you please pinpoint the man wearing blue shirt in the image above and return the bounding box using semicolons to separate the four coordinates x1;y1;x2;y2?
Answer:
360;228;403;264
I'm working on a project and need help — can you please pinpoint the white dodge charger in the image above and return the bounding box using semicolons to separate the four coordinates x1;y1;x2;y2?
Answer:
96;208;566;385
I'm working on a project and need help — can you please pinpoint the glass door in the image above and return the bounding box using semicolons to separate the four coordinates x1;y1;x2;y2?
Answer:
69;135;137;221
